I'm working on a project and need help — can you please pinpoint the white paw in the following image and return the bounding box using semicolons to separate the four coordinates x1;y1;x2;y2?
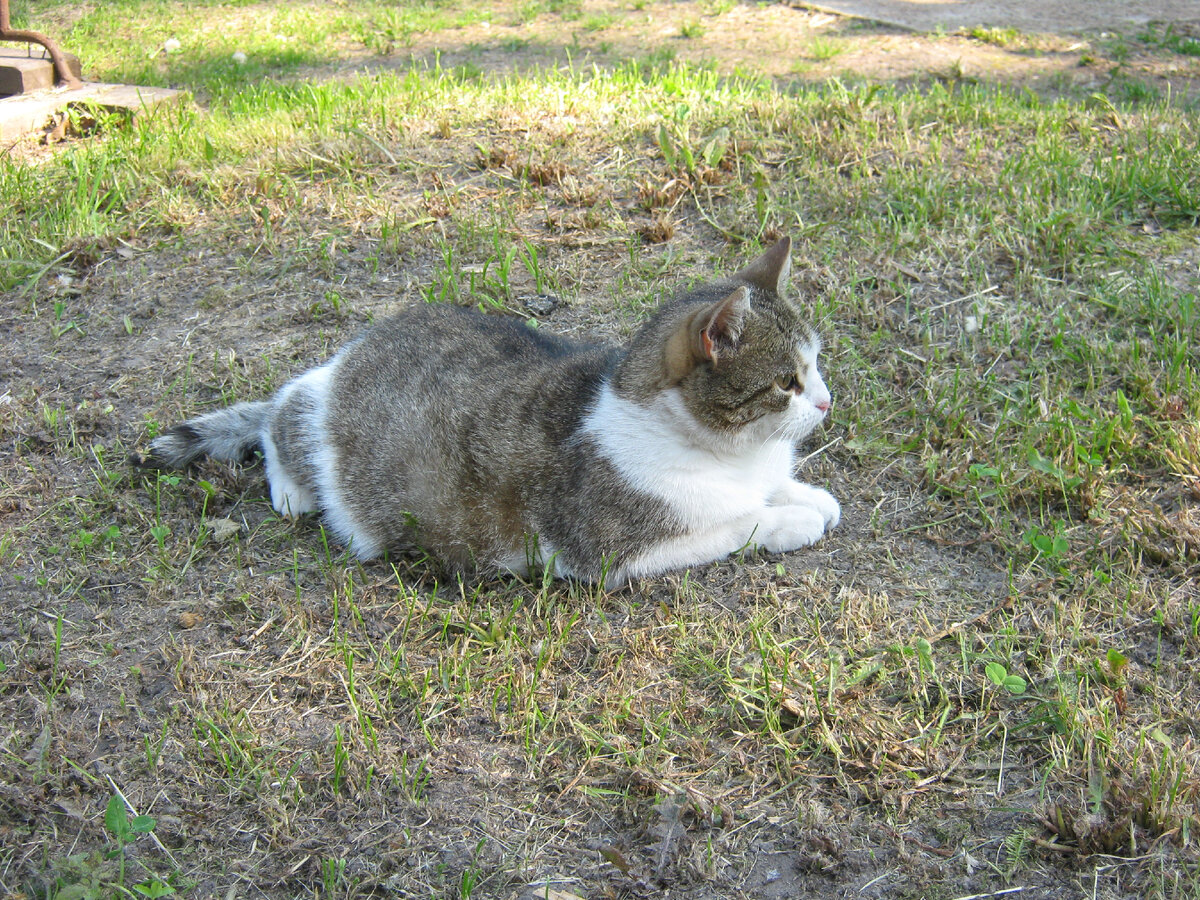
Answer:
755;506;827;553
807;488;840;529
771;481;840;530
269;478;316;519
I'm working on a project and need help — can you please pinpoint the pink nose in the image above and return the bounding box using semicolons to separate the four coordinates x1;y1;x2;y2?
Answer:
816;400;830;413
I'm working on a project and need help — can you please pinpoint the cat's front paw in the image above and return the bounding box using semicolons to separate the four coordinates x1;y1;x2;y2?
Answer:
808;488;840;530
771;481;840;530
755;506;827;553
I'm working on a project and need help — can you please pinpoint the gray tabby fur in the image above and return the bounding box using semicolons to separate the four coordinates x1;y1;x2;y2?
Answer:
141;237;840;584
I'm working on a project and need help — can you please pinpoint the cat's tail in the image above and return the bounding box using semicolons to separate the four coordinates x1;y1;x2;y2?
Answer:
136;401;272;469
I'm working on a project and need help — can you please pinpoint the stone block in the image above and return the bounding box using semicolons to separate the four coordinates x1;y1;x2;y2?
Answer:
0;47;83;97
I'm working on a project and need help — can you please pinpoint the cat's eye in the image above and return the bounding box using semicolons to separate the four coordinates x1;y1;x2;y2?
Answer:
776;374;801;394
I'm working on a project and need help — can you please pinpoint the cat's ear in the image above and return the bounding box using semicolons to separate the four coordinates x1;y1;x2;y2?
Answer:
699;286;752;365
734;236;792;296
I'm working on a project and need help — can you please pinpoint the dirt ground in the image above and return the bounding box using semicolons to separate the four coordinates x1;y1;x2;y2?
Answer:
316;1;1200;108
791;0;1200;35
3;3;1200;900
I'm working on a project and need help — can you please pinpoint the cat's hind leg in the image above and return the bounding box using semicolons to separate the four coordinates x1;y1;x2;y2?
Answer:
263;366;331;519
268;362;383;560
263;430;318;518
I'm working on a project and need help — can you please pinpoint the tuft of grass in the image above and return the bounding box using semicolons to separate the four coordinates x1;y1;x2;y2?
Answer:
804;35;846;61
966;25;1020;47
1139;22;1200;57
582;12;618;32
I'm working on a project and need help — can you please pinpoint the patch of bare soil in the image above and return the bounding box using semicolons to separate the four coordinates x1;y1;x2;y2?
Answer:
319;1;1200;105
792;0;1200;35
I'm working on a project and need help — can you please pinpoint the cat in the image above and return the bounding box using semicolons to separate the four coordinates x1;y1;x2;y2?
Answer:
140;236;840;585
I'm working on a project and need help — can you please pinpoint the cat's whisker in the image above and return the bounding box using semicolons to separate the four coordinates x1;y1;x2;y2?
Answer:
762;411;808;449
761;421;792;451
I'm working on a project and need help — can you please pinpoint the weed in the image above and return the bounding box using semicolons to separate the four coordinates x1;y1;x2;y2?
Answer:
967;26;1020;47
458;839;489;897
394;751;431;802
44;614;68;711
1024;521;1069;568
105;795;158;884
1108;75;1162;106
1139;23;1200;57
331;724;349;794
37;793;178;899
582;12;617;32
983;660;1027;695
320;857;352;898
805;36;846;61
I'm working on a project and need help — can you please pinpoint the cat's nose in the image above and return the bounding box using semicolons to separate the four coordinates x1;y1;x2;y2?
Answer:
816;400;830;413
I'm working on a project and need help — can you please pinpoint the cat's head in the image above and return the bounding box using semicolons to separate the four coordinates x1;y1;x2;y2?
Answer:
616;237;831;446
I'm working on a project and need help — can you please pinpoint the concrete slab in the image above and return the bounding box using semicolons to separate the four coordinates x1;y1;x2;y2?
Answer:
790;0;1200;35
0;47;82;96
0;81;183;142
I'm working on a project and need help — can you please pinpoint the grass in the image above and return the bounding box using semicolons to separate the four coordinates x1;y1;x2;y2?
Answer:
966;26;1020;47
1139;23;1200;58
2;1;1200;898
804;34;846;61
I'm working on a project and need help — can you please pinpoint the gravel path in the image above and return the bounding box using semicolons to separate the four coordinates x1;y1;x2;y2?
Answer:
792;0;1200;34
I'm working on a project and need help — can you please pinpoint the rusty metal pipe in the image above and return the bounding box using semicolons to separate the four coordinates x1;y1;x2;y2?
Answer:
0;0;83;90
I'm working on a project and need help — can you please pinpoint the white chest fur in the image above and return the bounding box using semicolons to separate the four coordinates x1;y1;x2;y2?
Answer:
579;381;839;582
581;384;796;528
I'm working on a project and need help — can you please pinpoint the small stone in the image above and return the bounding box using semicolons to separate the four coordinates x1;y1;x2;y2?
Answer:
521;293;561;317
518;887;584;900
208;517;242;542
178;611;203;629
